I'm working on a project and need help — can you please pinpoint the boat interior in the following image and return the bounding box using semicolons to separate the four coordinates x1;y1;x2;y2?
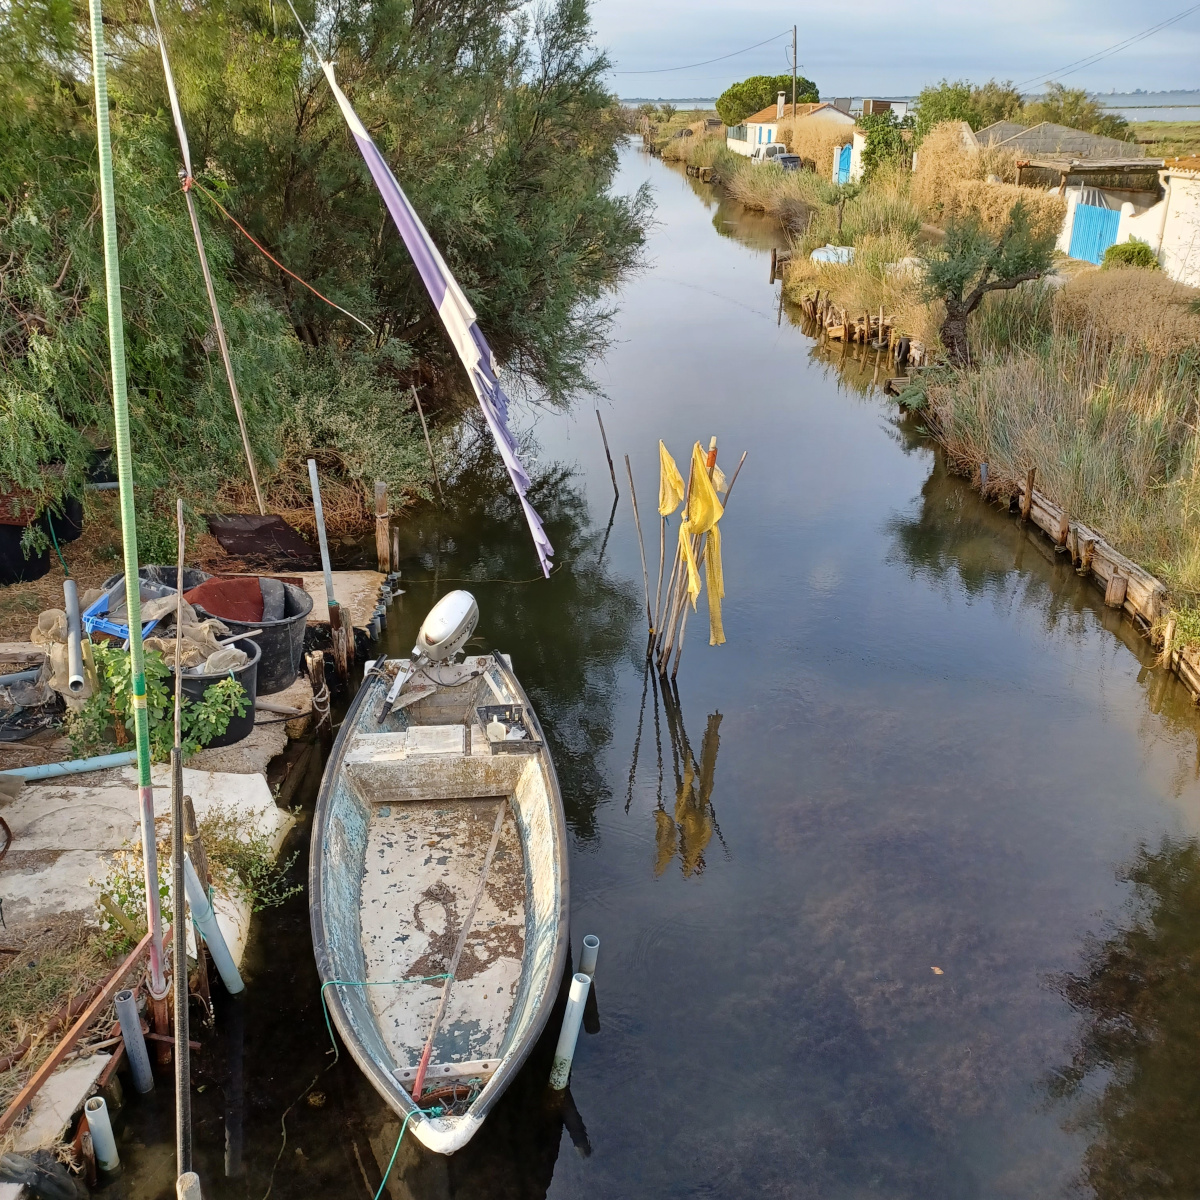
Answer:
316;655;564;1121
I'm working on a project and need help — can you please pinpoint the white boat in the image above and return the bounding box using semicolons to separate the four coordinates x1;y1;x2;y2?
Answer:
309;592;569;1154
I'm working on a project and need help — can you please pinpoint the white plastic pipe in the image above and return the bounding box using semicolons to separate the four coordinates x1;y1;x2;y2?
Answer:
85;1096;120;1172
184;855;244;995
578;934;600;979
549;972;591;1090
114;988;153;1094
177;1171;203;1200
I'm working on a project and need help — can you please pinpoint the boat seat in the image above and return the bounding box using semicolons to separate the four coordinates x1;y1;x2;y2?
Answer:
345;725;532;802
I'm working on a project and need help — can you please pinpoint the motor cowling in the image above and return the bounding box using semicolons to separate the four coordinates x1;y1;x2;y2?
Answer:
414;590;478;663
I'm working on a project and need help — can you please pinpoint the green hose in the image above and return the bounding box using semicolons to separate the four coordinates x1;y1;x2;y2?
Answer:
86;0;150;791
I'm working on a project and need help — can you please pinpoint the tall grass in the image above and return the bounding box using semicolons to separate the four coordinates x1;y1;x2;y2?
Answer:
926;307;1200;600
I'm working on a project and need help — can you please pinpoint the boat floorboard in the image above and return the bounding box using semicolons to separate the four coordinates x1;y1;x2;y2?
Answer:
360;796;526;1069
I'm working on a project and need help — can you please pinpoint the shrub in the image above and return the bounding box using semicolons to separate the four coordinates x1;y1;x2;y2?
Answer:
1056;268;1200;355
1103;239;1160;270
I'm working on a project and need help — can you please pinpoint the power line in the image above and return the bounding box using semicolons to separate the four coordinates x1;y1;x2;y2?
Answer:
613;30;790;76
1015;2;1200;87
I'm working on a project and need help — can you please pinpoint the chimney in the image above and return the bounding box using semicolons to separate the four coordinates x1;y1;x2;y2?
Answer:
777;91;786;119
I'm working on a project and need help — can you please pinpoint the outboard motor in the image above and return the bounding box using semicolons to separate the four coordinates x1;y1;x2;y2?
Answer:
377;591;479;722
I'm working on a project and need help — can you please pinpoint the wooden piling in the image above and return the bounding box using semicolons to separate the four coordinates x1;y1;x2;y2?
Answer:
1105;570;1128;609
307;650;333;751
1161;616;1177;666
374;482;389;573
1020;467;1035;521
595;410;619;500
1056;509;1069;548
1078;536;1094;577
328;602;350;684
769;247;777;284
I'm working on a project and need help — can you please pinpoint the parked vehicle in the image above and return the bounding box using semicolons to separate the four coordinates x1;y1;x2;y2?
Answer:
750;142;790;165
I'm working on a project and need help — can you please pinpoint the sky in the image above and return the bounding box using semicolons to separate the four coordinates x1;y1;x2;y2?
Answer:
593;0;1200;99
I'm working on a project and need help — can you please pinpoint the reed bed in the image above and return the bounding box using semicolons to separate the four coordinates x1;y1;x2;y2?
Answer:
1056;268;1200;356
926;310;1200;600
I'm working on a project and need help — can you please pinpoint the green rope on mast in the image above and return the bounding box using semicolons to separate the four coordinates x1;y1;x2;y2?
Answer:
86;0;152;791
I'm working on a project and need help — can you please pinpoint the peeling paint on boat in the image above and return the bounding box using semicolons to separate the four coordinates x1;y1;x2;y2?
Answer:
309;655;569;1155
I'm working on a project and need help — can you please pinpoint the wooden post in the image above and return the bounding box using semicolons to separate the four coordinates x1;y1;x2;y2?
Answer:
1021;467;1035;521
328;603;349;683
595;411;619;501
374;482;389;573
1056;510;1069;548
1078;537;1094;577
1066;525;1078;564
1105;570;1128;609
769;247;777;284
307;651;333;751
1162;616;1177;666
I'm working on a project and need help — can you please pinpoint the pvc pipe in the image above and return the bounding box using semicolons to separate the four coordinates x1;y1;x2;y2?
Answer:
63;579;86;693
307;459;336;609
115;988;154;1094
549;973;591;1090
184;855;244;995
0;751;137;781
85;1096;120;1172
177;1172;203;1200
578;934;600;979
0;668;40;686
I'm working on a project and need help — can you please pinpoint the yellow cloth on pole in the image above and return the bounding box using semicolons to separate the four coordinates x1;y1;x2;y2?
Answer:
658;441;685;516
705;525;725;645
678;442;724;607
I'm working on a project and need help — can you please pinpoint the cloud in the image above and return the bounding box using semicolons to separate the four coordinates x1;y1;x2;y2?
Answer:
596;0;1200;97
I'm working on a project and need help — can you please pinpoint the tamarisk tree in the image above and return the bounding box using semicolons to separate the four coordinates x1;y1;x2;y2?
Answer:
921;200;1055;366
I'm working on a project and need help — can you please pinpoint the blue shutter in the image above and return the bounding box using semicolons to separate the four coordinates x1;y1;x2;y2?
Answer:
1068;204;1121;264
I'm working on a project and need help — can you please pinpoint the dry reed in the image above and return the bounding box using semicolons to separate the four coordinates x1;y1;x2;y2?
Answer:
1056;267;1200;356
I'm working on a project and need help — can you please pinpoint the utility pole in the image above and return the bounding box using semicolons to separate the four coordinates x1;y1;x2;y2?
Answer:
791;25;797;120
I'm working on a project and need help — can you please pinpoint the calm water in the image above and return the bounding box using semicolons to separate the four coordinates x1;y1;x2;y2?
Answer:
118;145;1200;1199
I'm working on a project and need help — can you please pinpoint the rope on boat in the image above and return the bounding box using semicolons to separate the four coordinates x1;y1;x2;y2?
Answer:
318;976;450;1065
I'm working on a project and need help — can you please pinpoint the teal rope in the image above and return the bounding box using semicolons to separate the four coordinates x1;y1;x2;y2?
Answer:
46;514;69;575
319;976;452;1199
318;976;450;1064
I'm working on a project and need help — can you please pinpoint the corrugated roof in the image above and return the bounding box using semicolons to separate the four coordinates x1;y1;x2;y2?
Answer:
979;121;1144;160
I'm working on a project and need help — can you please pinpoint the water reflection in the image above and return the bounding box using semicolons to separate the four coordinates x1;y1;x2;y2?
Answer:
1052;836;1200;1197
390;428;640;842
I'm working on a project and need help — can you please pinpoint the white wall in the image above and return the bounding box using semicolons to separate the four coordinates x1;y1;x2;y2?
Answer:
725;132;754;158
1109;171;1200;286
849;130;866;183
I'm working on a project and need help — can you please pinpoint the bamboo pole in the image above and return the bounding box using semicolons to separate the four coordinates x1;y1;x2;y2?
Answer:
410;387;444;505
654;515;666;644
656;450;699;669
374;482;390;572
624;456;653;637
147;0;264;516
88;0;166;1002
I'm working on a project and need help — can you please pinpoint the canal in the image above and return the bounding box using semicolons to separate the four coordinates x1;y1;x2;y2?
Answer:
120;143;1200;1198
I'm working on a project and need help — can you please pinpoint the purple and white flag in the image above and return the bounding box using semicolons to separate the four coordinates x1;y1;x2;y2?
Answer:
321;64;554;576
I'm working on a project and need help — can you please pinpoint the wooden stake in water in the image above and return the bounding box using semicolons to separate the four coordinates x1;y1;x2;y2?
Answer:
625;455;653;636
595;411;619;500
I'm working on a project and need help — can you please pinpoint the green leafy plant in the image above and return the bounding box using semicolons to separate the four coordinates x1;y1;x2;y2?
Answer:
858;110;914;180
196;805;302;912
1103;238;1160;270
921;200;1056;366
69;644;249;761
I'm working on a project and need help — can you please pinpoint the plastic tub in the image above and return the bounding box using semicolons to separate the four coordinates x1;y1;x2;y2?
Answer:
102;566;211;593
193;580;313;695
174;635;261;748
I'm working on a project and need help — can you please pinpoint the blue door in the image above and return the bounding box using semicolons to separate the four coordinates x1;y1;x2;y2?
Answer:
837;143;851;184
1069;203;1121;264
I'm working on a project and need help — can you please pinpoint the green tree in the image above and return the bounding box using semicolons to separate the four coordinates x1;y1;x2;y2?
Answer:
915;78;1025;141
858;110;912;180
659;103;676;120
971;79;1024;126
1024;83;1131;140
0;0;649;541
715;73;819;127
920;201;1056;366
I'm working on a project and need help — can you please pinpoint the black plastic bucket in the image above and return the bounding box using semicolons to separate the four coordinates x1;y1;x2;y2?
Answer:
194;581;313;695
0;519;50;586
174;635;261;748
102;566;212;594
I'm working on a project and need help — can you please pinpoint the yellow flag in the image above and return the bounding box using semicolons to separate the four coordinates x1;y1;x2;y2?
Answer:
678;442;724;606
705;524;725;645
658;441;685;516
